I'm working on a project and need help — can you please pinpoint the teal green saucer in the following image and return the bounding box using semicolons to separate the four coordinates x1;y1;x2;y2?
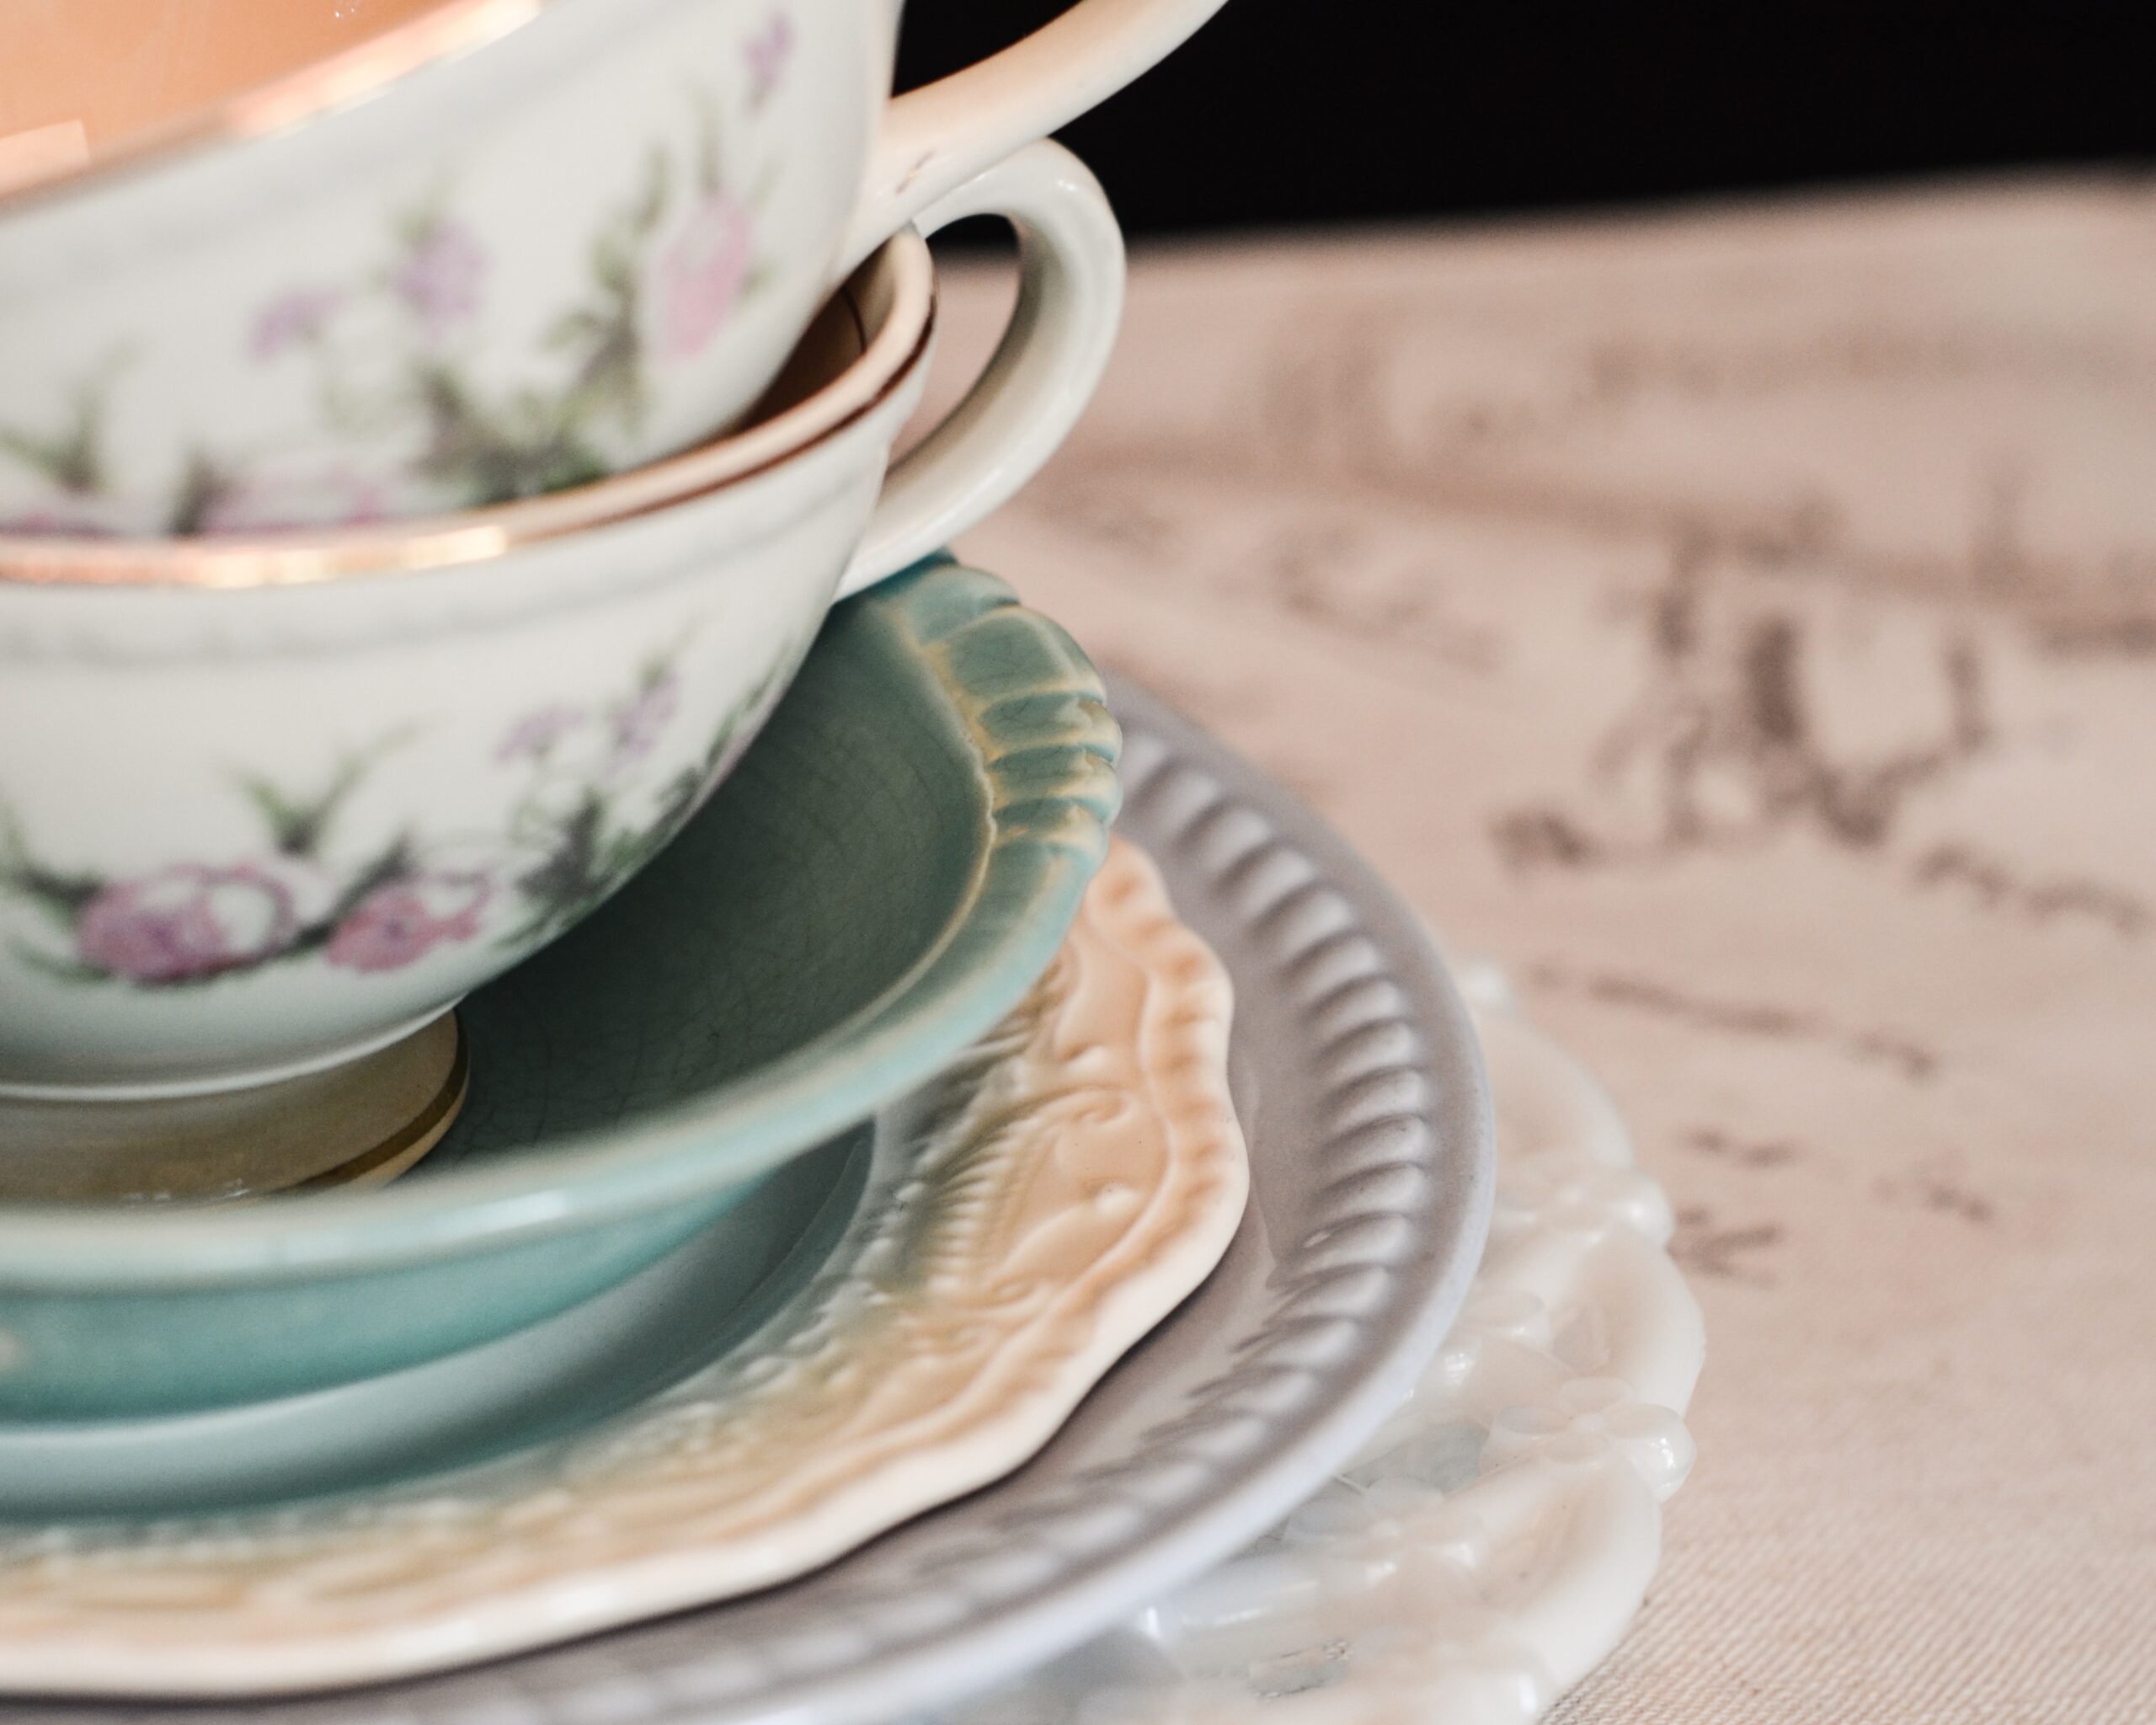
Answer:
0;1132;869;1516
0;559;1118;1423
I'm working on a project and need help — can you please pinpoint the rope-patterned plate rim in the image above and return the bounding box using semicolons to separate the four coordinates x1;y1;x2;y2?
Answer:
15;676;1493;1725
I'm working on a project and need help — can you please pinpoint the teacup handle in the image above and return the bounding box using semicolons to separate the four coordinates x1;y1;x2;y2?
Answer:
840;0;1228;273
836;141;1123;598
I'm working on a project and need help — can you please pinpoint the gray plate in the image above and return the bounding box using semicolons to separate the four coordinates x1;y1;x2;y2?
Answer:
12;680;1492;1725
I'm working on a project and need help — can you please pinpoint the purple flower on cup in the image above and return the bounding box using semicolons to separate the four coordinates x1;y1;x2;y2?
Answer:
325;873;490;974
196;465;391;535
250;286;343;361
497;703;584;764
75;863;299;984
610;668;680;768
0;501;117;537
659;193;754;359
745;12;794;103
392;220;487;336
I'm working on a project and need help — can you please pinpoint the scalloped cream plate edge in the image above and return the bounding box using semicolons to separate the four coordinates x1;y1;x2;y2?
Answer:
0;838;1249;1699
966;959;1707;1725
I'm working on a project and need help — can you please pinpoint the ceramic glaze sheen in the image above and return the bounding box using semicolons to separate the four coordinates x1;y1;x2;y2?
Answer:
0;143;1124;1103
0;557;1122;1420
0;0;451;161
0;681;1502;1721
0;842;1246;1683
0;0;1225;532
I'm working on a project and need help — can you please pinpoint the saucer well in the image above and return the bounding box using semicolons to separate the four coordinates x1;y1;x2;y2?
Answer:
0;839;1250;1696
8;676;1497;1725
0;1130;865;1518
0;558;1118;1422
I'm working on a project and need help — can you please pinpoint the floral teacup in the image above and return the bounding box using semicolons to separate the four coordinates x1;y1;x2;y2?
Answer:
0;0;1221;536
0;142;1122;1171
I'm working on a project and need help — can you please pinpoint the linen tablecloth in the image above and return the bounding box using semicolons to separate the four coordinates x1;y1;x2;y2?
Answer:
937;179;2156;1720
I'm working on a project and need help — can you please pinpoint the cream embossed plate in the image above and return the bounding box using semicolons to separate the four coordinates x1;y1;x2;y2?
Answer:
12;678;1498;1725
0;841;1248;1699
939;960;1705;1725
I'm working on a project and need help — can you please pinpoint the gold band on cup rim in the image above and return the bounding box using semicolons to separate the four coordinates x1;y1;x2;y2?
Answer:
0;248;936;591
0;0;557;210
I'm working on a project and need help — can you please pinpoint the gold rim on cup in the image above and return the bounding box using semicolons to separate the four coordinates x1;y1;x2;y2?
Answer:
0;0;558;209
0;243;934;590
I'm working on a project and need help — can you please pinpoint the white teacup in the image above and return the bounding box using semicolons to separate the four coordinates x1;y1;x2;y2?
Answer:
0;0;1219;535
0;142;1121;1136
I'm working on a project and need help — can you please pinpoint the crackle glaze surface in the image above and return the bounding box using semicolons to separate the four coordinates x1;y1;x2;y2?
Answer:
0;238;921;1097
0;838;1248;1697
0;161;1129;1102
0;557;1121;1422
7;681;1495;1725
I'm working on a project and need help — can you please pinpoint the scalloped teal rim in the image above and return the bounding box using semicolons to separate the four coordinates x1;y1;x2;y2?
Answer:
0;557;1120;1284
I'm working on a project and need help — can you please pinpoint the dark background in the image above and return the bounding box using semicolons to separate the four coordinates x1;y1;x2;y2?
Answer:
897;2;2156;236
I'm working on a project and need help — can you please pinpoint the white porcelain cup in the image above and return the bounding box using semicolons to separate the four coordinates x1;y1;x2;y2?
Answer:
0;0;1219;536
0;140;1122;1103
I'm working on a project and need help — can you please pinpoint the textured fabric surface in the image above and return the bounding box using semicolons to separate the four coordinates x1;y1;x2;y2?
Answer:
933;181;2156;1720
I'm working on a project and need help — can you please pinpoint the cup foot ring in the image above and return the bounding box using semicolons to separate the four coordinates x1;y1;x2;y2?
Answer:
0;1015;467;1204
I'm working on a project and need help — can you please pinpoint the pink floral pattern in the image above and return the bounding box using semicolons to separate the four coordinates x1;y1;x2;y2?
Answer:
74;864;299;984
327;874;491;974
0;503;117;537
496;704;584;764
392;220;488;337
610;666;681;767
0;633;799;989
0;19;795;533
194;465;392;536
659;193;755;360
249;287;344;361
745;12;794;104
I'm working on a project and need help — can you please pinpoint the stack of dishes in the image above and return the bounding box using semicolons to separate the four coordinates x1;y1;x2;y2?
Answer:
0;4;1498;1718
